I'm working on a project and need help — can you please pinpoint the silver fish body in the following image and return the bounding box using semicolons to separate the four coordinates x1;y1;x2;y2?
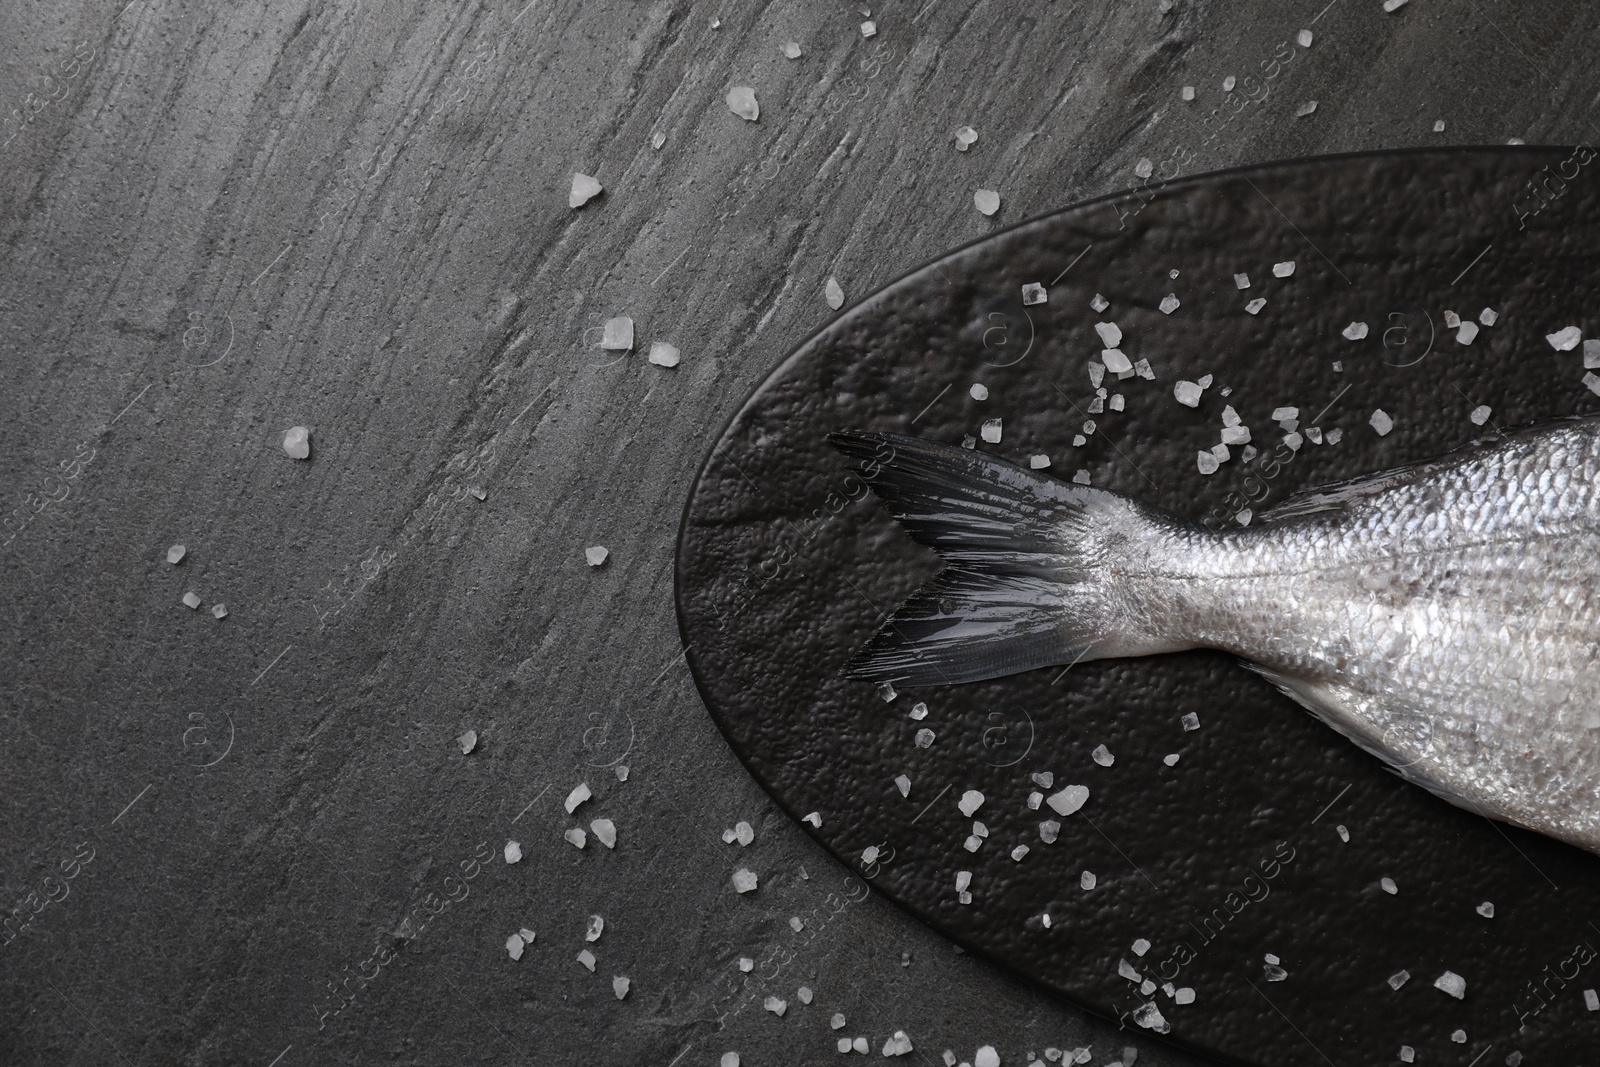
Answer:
831;419;1600;855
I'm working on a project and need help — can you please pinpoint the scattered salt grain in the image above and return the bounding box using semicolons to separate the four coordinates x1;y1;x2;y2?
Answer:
1584;372;1600;397
1046;784;1089;816
1399;1049;1414;1064
1090;293;1109;313
1434;119;1446;132
601;316;634;351
1452;1031;1467;1044
1029;455;1051;469
505;840;523;864
726;86;759;121
1381;876;1397;895
789;916;803;932
799;986;813;1005
721;1055;740;1067
1548;325;1583;351
1159;293;1181;315
211;603;228;619
974;189;1001;216
506;933;525;960
457;729;477;754
1022;283;1048;305
1342;321;1369;341
577;949;596;971
1585;988;1598;1011
1327;428;1343;444
1295;100;1318;117
976;1047;1000;1067
1445;310;1461;328
1271;406;1298;421
1234;273;1250;290
1457;321;1479;345
1585;340;1600;368
1163;753;1179;766
765;995;787;1016
282;426;311;460
1273;261;1296;277
862;844;880;866
1134;157;1153;178
981;419;1002;443
959;790;985;816
166;544;185;564
910;702;929;720
1095;321;1123;348
915;728;935;748
1245;298;1266;315
1297;28;1313;46
882;1031;914;1057
803;811;822;826
739;957;754;972
648;341;681;367
585;545;609;567
1073;471;1090;485
1181;712;1200;731
1175;986;1196;1004
1480;307;1498;325
1197;451;1219;475
613;976;630;1000
1264;963;1287;981
650;131;665;149
565;782;592;813
591;818;617;848
879;681;898;702
565;827;587;848
1281;433;1301;451
853;1039;869;1055
1336;824;1349;842
1011;844;1030;861
894;774;911;797
1181;85;1195;101
1039;820;1060;843
783;41;802;59
1092;744;1114;767
825;277;844;309
1370;409;1394;436
1477;901;1495;918
1174;381;1203;407
1388;970;1411;990
569;173;603;208
859;20;876;37
586;915;605;942
832;1013;847;1030
1031;772;1054;788
1434;970;1466;999
1222;75;1236;91
1101;349;1133;376
954;126;978;151
732;869;758;893
735;820;754;845
182;592;201;609
1383;0;1409;10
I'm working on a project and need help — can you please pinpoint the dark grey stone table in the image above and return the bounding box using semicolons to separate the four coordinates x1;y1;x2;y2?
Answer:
3;2;1598;1065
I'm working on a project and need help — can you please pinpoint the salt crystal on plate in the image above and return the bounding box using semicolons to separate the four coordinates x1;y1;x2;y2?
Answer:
1222;75;1236;91
613;976;630;999
726;86;759;121
1135;158;1153;178
1072;434;1086;447
506;933;525;960
831;1012;847;1029
1434;970;1466;999
1295;100;1317;117
1264;963;1287;981
648;341;680;367
1080;870;1097;890
1090;293;1109;312
1046;784;1089;816
803;811;822;826
182;592;201;609
1236;509;1252;526
1102;349;1133;376
1174;381;1203;407
884;1031;914;1056
601;316;634;351
825;276;844;309
1477;901;1495;918
1110;393;1126;411
1381;876;1397;894
569;173;603;208
860;20;876;37
1444;310;1461;328
565;827;587;848
586;915;605;942
505;840;522;864
955;871;971;892
584;545;609;567
1245;298;1266;315
732;868;758;893
1095;321;1123;347
1234;273;1250;290
1282;433;1302;451
281;426;312;460
1197;451;1219;475
1031;771;1054;787
798;986;813;1005
974;189;1000;216
1548;325;1583;350
972;821;988;838
1585;988;1599;1010
1273;260;1296;277
1584;372;1600;398
1457;321;1479;345
591;818;617;848
166;544;185;564
959;790;985;816
894;773;911;797
1163;753;1179;766
1181;712;1200;731
765;995;787;1016
1480;307;1498;325
910;702;929;720
1271;406;1298;421
879;681;898;702
782;41;801;59
577;949;596;971
739;957;754;972
1022;282;1048;306
1297;28;1313;46
1327;427;1344;444
520;927;535;943
1370;409;1394;436
565;782;592;812
1040;820;1060;843
1029;454;1051;469
211;603;228;619
1383;0;1409;10
1336;823;1349;841
853;1039;869;1054
457;729;477;754
1175;986;1196;1004
650;131;664;149
1343;321;1369;340
1134;357;1155;380
976;1047;1000;1067
970;383;989;400
1011;844;1029;861
1159;293;1181;315
789;916;803;932
1181;85;1195;101
915;728;935;748
721;1055;740;1067
862;844;880;865
954;126;978;150
1399;1049;1414;1064
981;418;1002;443
1072;470;1090;485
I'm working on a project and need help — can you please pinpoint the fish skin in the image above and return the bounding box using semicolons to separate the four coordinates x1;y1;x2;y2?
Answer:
833;419;1600;855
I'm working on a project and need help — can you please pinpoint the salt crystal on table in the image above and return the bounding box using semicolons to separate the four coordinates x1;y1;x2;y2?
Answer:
879;681;898;702
577;949;596;971
1297;28;1313;46
1477;901;1495;918
1264;963;1287;981
803;811;822;826
564;827;587;848
1336;823;1349;841
915;728;935;748
613;976;631;999
1181;85;1195;100
721;828;737;844
1383;0;1409;10
1174;381;1202;407
969;383;989;401
838;1038;853;1053
1163;753;1179;766
884;1031;914;1056
1029;454;1051;469
1040;820;1060;843
1096;321;1124;347
1295;100;1317;117
1134;157;1153;178
1081;870;1097;890
1092;744;1115;766
981;419;1002;443
796;986;813;1005
1032;771;1054;787
1102;349;1133;376
1585;373;1600;398
1281;433;1302;451
1236;509;1252;526
1585;988;1599;1010
783;41;802;58
1011;844;1030;861
1159;293;1181;315
1245;298;1266;315
1072;470;1090;485
765;995;787;1016
825;276;844;309
650;131;665;149
648;341;680;367
860;20;876;37
862;844;880;865
569;173;603;208
506;933;525;960
853;1038;869;1054
505;840;523;864
1046;784;1089;816
182;592;201;609
1399;1049;1414;1064
1434;970;1466;998
954;126;978;151
1273;260;1296;277
974;189;1001;216
601;316;634;351
1181;712;1200;731
1480;307;1498;325
958;790;984;816
586;545;609;567
1444;310;1461;327
1327;427;1344;444
729;819;753;845
1222;75;1236;91
166;544;185;564
1583;340;1600;369
1548;325;1582;350
1197;451;1219;475
721;1055;740;1067
1022;283;1047;305
1110;393;1125;411
566;782;592;812
1381;876;1397;894
831;1012;847;1029
910;702;929;720
726;86;759;121
1072;434;1086;447
1271;406;1298;421
1343;321;1369;340
732;868;758;893
586;915;605;942
1088;362;1105;389
282;426;311;459
1234;273;1250;290
972;820;988;838
456;730;477;754
789;916;803;932
976;1048;1000;1067
1090;293;1109;312
739;957;754;972
1370;409;1394;436
1264;953;1278;965
1175;986;1195;1004
591;818;616;847
1457;321;1479;345
1135;358;1155;380
1027;791;1042;809
211;603;228;619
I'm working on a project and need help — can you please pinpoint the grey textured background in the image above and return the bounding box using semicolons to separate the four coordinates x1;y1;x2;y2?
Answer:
1;1;1597;1065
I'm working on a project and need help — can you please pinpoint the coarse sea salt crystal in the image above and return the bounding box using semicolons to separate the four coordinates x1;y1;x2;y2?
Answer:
1175;986;1195;1004
970;382;989;400
1181;712;1200;731
1040;820;1060;843
1022;283;1048;305
591;818;616;848
721;1055;740;1067
1029;454;1051;469
879;681;898;702
981;418;1002;443
739;957;754;972
895;774;911;797
1480;307;1498;326
1109;393;1125;411
803;811;821;826
1095;321;1123;347
586;914;605;942
601;316;634;351
585;545;609;567
954;126;978;150
1031;771;1053;788
1327;427;1343;444
1548;325;1583;350
959;790;985;816
859;20;876;37
734;820;754;845
1046;784;1089;816
1222;75;1236;91
1585;988;1599;1011
1399;1049;1414;1064
506;933;526;959
1381;876;1398;894
1370;409;1394;436
798;986;813;1005
167;544;185;564
782;41;802;59
1245;298;1266;315
505;840;523;864
1102;349;1133;376
726;86;759;121
1336;824;1350;842
832;1012;847;1030
825;276;844;309
565;782;592;813
648;341;680;367
1434;970;1466;999
1212;443;1231;462
1090;293;1109;312
212;603;228;619
1234;273;1251;290
650;131;665;149
1134;358;1155;380
1221;425;1250;445
613;976;630;999
1197;451;1219;475
1174;381;1203;407
1458;321;1480;345
765;995;787;1016
182;592;201;609
1159;293;1180;315
565;827;587;848
1584;372;1600;398
1011;844;1029;861
974;189;1001;216
976;1047;1000;1067
789;916;803;932
1181;85;1195;101
910;702;928;720
1295;100;1317;117
1273;260;1296;277
282;426;311;459
569;173;603;208
1297;28;1313;46
1445;310;1461;328
1163;753;1179;766
1383;0;1409;10
1583;340;1600;369
1271;406;1298;421
1343;321;1369;340
1477;901;1495;918
915;727;934;748
457;729;477;754
577;948;596;971
732;868;758;893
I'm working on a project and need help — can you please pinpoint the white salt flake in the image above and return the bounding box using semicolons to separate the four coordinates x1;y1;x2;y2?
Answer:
1381;876;1397;895
1477;901;1495;918
1343;321;1369;341
1585;988;1599;1011
914;728;935;748
504;840;523;864
1271;406;1298;421
1444;310;1461;328
1159;293;1181;315
613;976;630;999
1174;381;1203;407
1101;349;1133;376
1095;321;1123;347
894;774;911;797
565;782;592;813
1548;325;1583;351
1297;28;1313;46
726;86;759;121
798;986;813;1004
1234;273;1250;290
970;383;989;401
1383;0;1409;10
1090;293;1109;313
569;173;603;208
1370;409;1394;436
1163;753;1179;766
803;811;821;826
825;276;845;309
861;845;880;866
1245;298;1266;315
1011;844;1030;861
884;1031;914;1057
577;948;596;971
1580;340;1599;369
1281;433;1301;452
1295;100;1317;117
1039;820;1060;843
282;426;311;460
1434;970;1466;999
1222;75;1236;91
591;818;617;848
981;418;1002;443
735;820;755;845
456;729;477;754
650;131;664;150
1134;157;1153;178
1046;784;1089;816
959;790;985;816
166;544;185;564
831;1012;846;1029
1072;470;1090;485
910;702;929;720
879;681;898;703
1336;824;1350;842
1029;454;1051;469
765;995;787;1016
732;869;758;893
1469;405;1492;426
1181;712;1200;732
954;126;978;151
782;41;801;59
860;20;876;37
1480;307;1498;325
1434;119;1447;132
585;545;609;567
789;916;802;932
721;1055;740;1067
586;915;605;942
1457;321;1480;345
976;1047;1000;1067
564;827;587;848
739;957;754;972
211;603;228;619
1273;261;1296;278
1197;451;1219;475
1022;283;1048;306
1327;428;1343;444
648;341;681;367
1585;372;1600;398
1092;744;1114;767
506;933;525;960
1181;85;1195;101
974;189;1000;216
1399;1048;1414;1064
182;592;201;609
1175;986;1195;1004
601;316;634;351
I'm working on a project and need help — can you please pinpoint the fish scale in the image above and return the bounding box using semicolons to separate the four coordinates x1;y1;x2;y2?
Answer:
831;419;1600;854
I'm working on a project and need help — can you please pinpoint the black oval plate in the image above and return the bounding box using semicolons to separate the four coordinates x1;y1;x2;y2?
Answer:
675;147;1600;1066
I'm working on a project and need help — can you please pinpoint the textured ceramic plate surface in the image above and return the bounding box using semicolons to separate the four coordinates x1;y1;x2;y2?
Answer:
676;148;1600;1066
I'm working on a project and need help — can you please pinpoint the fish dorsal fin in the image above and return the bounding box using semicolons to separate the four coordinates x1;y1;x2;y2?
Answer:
1255;463;1431;523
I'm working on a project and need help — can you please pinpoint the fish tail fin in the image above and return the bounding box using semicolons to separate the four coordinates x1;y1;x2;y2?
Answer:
828;431;1185;686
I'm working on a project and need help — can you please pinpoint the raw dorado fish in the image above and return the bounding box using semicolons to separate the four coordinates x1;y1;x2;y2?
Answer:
831;421;1600;855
